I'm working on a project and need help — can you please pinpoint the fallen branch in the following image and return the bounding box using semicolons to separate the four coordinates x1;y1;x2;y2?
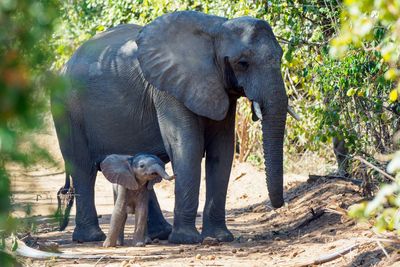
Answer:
12;239;132;260
11;238;184;262
23;171;65;177
296;236;400;266
297;243;359;266
308;174;362;185
94;255;107;266
353;156;395;182
275;35;328;47
324;207;347;216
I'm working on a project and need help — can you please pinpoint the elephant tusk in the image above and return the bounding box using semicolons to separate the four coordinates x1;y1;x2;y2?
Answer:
253;101;263;120
287;106;300;121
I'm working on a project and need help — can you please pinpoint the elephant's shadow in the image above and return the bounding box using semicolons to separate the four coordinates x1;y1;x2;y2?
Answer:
24;176;362;251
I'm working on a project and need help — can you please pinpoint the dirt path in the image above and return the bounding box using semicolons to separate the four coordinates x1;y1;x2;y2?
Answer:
8;122;399;266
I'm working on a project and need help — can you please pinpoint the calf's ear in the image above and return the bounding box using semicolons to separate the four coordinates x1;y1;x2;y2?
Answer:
100;154;139;191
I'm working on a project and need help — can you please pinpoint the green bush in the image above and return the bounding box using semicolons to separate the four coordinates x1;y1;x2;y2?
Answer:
0;1;61;264
333;0;400;236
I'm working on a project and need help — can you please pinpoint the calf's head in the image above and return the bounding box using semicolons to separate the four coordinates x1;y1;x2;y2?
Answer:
101;154;175;191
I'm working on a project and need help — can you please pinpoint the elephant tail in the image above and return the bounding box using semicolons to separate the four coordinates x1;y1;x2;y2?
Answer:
56;171;74;231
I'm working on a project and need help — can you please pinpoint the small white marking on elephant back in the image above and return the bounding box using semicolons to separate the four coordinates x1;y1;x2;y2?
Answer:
119;40;137;57
89;62;102;76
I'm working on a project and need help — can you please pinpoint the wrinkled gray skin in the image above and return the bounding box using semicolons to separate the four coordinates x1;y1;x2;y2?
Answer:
51;11;287;244
101;154;174;247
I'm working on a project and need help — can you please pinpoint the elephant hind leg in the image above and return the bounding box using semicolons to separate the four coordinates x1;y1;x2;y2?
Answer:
147;190;172;240
71;163;105;242
52;107;105;242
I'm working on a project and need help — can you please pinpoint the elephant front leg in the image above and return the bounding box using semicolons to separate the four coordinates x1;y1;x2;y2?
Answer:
116;213;127;246
202;104;236;242
133;193;149;247
103;208;127;247
104;189;128;247
154;93;204;244
168;145;203;244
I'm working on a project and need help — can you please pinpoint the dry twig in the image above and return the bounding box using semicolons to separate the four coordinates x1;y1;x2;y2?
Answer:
296;243;359;266
308;174;362;185
376;240;389;258
23;171;65;177
12;239;133;260
353;156;395;182
296;236;400;266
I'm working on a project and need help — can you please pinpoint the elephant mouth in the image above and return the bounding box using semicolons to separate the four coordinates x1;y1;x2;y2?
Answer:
143;172;158;178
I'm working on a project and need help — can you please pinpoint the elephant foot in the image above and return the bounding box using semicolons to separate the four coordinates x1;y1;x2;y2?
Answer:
168;225;202;244
73;225;106;243
116;238;124;246
145;236;152;244
103;238;116;248
148;221;172;240
202;223;234;242
132;237;146;247
133;241;145;247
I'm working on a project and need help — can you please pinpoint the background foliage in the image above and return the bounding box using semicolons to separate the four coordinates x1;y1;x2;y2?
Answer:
332;0;400;236
52;0;396;173
0;0;61;265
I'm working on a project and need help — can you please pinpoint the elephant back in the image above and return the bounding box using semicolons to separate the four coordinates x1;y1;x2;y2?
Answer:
63;24;143;85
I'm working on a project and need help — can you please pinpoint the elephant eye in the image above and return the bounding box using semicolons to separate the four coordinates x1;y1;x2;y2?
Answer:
139;163;145;168
237;60;249;71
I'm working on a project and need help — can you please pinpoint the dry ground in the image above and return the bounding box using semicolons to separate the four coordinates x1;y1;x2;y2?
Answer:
7;120;400;266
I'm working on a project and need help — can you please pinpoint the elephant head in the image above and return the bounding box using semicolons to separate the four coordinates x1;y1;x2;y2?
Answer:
100;154;175;191
137;11;287;208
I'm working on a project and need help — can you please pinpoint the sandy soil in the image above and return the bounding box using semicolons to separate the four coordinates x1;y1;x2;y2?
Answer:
8;120;400;266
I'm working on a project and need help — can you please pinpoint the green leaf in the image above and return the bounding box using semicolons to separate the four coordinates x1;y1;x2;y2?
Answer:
11;236;18;252
348;202;367;218
0;236;5;250
285;46;294;62
346;88;357;97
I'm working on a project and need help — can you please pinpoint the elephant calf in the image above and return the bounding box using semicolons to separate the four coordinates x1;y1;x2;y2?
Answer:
101;153;175;247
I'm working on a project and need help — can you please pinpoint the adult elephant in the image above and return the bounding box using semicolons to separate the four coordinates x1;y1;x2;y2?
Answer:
52;11;289;244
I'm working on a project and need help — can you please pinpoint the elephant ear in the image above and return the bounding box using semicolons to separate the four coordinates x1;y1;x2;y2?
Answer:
137;11;229;121
100;154;139;191
147;176;162;191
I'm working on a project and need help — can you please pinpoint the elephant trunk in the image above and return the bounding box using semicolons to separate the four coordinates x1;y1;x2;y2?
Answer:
151;164;175;181
261;102;287;208
260;77;287;208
